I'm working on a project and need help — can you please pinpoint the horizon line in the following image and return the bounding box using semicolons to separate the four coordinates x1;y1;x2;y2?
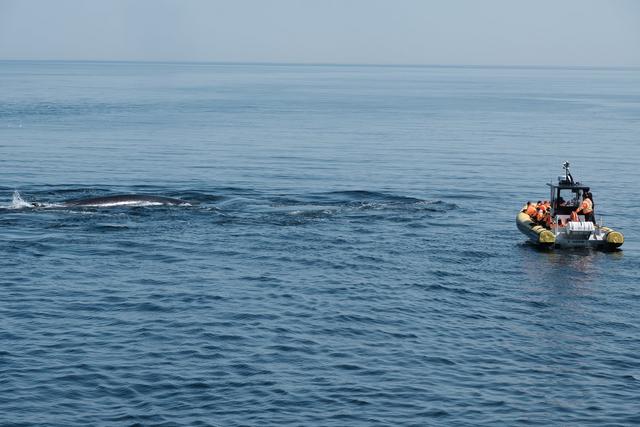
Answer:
1;58;638;71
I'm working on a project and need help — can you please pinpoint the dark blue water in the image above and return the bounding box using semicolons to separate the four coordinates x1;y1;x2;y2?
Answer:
1;61;640;426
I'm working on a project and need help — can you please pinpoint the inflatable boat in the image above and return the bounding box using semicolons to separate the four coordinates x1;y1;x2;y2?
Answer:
516;162;624;249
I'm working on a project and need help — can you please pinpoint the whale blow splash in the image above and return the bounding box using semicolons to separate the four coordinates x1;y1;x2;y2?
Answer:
11;190;33;209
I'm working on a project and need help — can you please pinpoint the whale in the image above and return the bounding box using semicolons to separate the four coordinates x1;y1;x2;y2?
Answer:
62;194;190;207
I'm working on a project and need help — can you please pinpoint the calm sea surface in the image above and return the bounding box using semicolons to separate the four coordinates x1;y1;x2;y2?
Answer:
1;61;640;426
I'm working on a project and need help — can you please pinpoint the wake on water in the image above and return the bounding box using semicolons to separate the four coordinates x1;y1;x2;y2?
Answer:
2;190;455;227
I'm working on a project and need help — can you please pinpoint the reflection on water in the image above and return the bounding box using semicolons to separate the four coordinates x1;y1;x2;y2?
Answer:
521;243;624;286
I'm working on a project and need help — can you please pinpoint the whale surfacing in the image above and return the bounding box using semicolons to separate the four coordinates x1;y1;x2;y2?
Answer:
63;194;190;207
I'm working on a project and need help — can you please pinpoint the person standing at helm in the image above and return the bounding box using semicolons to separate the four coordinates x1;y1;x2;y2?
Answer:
575;192;594;222
586;191;595;211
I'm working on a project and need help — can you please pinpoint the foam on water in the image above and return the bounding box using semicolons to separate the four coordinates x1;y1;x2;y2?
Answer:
10;190;32;209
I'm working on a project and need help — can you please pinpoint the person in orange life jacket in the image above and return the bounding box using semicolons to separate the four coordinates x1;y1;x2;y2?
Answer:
575;192;594;222
586;191;595;213
523;201;537;217
533;201;543;219
543;206;553;228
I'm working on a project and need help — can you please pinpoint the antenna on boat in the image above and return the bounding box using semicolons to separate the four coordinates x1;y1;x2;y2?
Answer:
562;161;574;184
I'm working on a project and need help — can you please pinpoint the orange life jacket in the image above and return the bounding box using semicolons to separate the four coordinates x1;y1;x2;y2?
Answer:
545;214;553;228
526;205;537;216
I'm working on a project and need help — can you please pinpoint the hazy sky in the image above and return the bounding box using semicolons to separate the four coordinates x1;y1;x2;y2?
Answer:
0;0;638;66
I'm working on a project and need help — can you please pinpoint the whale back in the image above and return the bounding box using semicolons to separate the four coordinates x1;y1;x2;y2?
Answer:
64;194;189;207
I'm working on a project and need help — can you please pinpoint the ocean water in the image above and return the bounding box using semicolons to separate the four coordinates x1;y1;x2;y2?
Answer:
1;61;640;426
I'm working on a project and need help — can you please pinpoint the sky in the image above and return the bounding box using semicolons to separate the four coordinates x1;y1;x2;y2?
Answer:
0;0;638;67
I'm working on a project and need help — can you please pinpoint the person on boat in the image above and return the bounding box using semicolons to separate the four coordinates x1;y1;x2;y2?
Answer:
523;201;537;217
534;200;543;216
575;192;594;222
542;200;550;214
536;207;546;225
542;206;552;228
536;206;552;229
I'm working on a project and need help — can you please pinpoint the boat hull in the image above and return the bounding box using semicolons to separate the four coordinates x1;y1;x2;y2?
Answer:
516;212;624;249
516;212;555;247
599;227;625;249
